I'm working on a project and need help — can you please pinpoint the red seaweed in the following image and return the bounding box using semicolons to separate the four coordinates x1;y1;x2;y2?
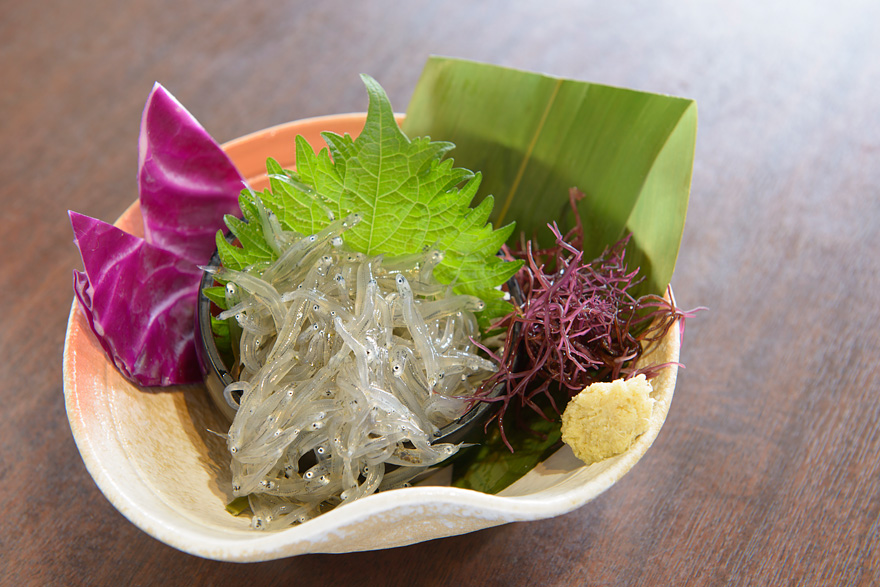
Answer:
475;188;696;450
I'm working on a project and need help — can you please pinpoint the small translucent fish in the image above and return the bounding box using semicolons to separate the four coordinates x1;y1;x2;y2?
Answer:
217;229;494;529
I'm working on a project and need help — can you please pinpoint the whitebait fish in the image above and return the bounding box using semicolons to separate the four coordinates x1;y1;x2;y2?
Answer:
214;216;496;530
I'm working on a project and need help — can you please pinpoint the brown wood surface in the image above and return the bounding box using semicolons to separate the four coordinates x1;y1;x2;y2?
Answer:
3;0;879;584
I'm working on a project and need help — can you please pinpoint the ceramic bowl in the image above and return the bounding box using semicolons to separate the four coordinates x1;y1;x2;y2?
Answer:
62;113;680;562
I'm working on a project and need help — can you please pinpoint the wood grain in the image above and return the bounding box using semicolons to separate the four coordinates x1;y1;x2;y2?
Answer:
2;0;878;584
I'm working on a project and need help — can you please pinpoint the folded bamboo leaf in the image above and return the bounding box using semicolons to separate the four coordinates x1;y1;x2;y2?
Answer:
402;57;697;295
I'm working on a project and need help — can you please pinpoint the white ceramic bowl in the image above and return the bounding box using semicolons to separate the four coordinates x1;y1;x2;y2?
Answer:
62;113;680;561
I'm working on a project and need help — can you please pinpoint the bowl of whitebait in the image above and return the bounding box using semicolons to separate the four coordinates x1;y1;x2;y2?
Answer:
196;240;516;441
63;113;681;562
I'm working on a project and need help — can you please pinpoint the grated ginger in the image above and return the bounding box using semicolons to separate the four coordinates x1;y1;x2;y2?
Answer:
561;374;655;466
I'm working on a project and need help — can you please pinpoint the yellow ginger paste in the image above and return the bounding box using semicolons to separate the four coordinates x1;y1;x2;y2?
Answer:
561;374;654;465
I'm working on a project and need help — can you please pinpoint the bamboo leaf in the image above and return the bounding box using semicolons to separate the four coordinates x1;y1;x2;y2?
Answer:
402;57;697;295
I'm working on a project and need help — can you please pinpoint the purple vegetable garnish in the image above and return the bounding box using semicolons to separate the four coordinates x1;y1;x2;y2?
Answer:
475;189;696;450
138;82;244;266
69;84;244;386
70;211;203;386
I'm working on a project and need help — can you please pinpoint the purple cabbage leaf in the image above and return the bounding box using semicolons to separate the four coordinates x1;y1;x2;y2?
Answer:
138;82;245;266
69;84;247;387
70;211;203;386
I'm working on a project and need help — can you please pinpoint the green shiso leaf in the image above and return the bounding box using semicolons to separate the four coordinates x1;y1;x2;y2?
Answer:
202;285;227;309
403;56;697;297
217;74;522;322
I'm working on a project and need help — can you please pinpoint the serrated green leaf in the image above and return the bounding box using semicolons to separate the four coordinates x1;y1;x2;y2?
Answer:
403;57;697;297
210;315;235;367
266;152;337;235
203;285;228;309
211;314;229;339
215;228;249;272
219;74;520;321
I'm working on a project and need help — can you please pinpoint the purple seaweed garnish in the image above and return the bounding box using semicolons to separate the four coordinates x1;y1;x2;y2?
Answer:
474;189;694;450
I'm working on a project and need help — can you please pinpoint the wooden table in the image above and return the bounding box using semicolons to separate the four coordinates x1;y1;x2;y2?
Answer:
3;0;878;584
